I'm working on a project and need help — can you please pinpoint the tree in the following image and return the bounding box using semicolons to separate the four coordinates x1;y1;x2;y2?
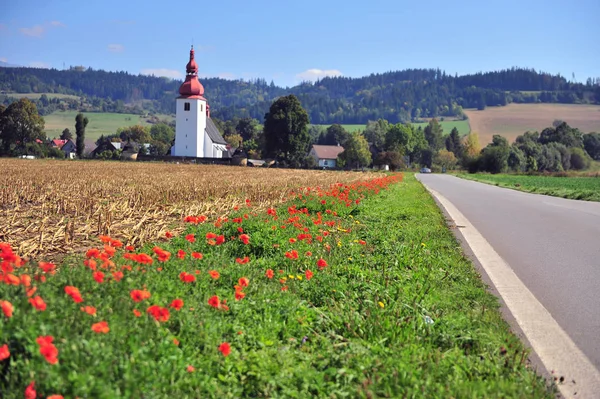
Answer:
337;132;372;169
364;119;389;149
445;127;462;158
479;135;510;173
235;117;260;142
149;123;175;145
434;150;458;170
539;122;583;148
507;146;526;172
462;133;481;158
263;95;310;165
424;119;444;151
60;128;73;140
569;147;591;170
117;125;150;143
75;113;89;158
374;151;404;171
324;124;349;146
224;133;243;148
0;98;45;154
385;123;413;154
583;132;600;160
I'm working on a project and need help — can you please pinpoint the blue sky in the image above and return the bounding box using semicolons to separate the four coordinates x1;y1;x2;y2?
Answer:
1;0;598;87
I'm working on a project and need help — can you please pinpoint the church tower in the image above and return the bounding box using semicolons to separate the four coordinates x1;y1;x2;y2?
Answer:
172;46;207;157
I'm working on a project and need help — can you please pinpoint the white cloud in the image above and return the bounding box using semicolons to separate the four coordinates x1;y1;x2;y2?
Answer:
20;25;45;37
295;68;342;82
0;57;7;63
141;68;183;79
107;44;124;53
19;21;65;38
29;61;50;69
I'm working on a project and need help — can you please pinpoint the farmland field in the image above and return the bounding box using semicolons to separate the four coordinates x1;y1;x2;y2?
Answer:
0;169;553;398
457;173;600;201
465;103;600;145
43;111;174;140
313;120;471;136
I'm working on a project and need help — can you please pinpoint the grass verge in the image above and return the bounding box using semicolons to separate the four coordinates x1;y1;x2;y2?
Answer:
0;174;553;398
457;173;600;202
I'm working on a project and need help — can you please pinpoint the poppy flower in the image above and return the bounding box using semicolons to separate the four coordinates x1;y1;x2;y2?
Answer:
265;269;274;279
84;259;97;270
47;396;64;399
185;234;196;243
29;296;46;311
206;232;217;240
4;274;20;285
186;365;195;372
130;289;151;302
191;252;203;260
235;257;250;264
281;286;289;292
80;306;96;316
239;234;250;245
208;295;220;308
165;231;174;238
36;336;58;364
0;344;9;361
305;269;314;280
237;227;244;233
215;235;225;245
26;287;37;297
289;238;297;243
92;271;105;283
39;262;57;274
208;270;220;279
125;245;135;251
179;272;196;283
235;291;245;301
147;305;170;322
359;240;366;245
170;299;184;310
177;250;186;260
92;321;110;334
238;277;249;288
218;342;231;357
25;381;36;399
20;274;31;287
86;248;100;258
65;286;83;303
112;271;124;282
103;245;116;257
153;247;171;262
305;251;312;257
173;338;180;346
317;259;328;269
133;309;142;317
99;235;112;243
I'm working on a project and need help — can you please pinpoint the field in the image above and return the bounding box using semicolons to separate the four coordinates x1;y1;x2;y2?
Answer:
465;103;600;145
313;120;471;136
458;173;600;201
0;168;553;398
43;111;174;140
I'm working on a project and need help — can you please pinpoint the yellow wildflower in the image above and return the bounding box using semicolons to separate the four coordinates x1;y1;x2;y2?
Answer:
378;302;385;308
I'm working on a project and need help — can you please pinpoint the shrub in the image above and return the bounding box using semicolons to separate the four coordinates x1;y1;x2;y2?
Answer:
569;147;591;170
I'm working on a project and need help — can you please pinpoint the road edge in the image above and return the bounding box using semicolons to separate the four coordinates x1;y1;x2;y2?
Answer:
417;175;600;399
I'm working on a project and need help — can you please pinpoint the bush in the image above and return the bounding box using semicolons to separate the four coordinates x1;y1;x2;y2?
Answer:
569;147;591;170
48;147;65;159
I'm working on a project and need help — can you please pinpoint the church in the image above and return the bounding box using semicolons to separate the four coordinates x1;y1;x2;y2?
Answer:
171;46;228;158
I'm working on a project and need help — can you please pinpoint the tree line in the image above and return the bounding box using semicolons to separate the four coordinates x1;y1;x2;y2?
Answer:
1;66;599;124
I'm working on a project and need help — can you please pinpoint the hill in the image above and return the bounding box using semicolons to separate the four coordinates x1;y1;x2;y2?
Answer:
465;104;600;144
1;66;599;125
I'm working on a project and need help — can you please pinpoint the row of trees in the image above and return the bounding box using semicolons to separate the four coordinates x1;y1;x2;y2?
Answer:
2;66;599;124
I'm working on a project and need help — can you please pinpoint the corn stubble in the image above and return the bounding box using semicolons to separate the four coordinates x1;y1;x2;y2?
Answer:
1;159;375;260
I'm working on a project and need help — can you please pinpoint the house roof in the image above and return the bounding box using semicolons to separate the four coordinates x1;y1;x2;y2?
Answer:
52;139;68;148
206;118;227;145
311;144;344;159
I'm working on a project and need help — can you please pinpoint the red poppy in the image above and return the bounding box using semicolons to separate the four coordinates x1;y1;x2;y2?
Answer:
20;274;31;287
208;295;220;308
238;277;249;288
92;271;105;283
239;234;250;245
86;248;100;258
289;238;297;243
170;299;184;310
305;269;314;280
25;381;36;399
235;291;245;301
64;286;83;303
80;306;96;316
103;245;117;257
177;250;186;259
265;269;274;279
112;271;124;282
92;321;110;333
125;245;135;251
208;270;220;280
305;251;313;257
218;342;231;356
206;232;217;239
237;227;244;233
215;235;225;245
99;235;112;243
281;286;289;291
186;365;195;372
235;256;250;264
165;231;174;238
130;289;151;302
47;395;64;399
179;272;196;283
36;336;58;364
285;250;299;259
84;259;97;270
38;262;57;274
185;234;196;243
317;259;328;269
4;274;19;285
358;240;366;245
191;252;203;260
29;296;46;311
133;309;142;317
26;287;37;297
153;247;171;262
147;305;170;322
0;344;9;361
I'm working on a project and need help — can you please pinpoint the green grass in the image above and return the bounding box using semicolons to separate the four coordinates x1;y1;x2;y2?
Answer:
0;174;553;398
313;120;471;136
458;173;600;201
43;111;174;140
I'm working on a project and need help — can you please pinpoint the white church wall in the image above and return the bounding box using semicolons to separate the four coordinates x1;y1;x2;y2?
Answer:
173;98;207;157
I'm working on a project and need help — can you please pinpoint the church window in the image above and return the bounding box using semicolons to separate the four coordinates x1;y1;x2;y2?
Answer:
184;102;191;111
201;104;203;112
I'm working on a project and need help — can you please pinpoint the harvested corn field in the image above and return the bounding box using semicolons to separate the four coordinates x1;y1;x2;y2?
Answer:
0;159;376;260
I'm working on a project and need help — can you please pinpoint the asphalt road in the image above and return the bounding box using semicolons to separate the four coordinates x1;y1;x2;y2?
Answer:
417;174;600;370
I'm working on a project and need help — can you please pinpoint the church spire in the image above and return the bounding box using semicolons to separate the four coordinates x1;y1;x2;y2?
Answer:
179;46;204;97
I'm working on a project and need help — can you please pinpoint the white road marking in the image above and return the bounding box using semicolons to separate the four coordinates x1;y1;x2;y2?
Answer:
422;184;600;399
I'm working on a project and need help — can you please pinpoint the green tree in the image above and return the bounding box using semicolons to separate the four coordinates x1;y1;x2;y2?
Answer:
479;135;510;173
374;151;404;171
434;149;458;170
75;113;89;158
324;124;349;146
338;132;372;169
235;117;260;142
364;119;389;149
507;146;526;172
424;119;444;151
0;98;45;154
583;132;600;160
60;128;73;140
149;123;175;145
445;127;462;158
263;95;310;165
117;125;150;143
569;147;591;170
224;133;243;148
385;123;413;154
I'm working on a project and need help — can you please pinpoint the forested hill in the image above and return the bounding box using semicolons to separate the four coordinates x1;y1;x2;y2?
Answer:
1;66;599;124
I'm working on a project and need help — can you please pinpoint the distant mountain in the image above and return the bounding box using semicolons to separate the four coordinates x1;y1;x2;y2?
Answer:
1;66;598;124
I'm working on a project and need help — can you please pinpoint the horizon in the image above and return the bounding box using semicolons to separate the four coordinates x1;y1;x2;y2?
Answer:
1;0;599;87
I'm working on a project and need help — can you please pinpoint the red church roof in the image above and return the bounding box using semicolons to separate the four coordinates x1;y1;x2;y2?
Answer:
179;46;205;98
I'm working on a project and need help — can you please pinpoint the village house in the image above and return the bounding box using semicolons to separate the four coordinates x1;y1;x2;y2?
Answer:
170;46;228;158
49;139;77;159
309;144;345;168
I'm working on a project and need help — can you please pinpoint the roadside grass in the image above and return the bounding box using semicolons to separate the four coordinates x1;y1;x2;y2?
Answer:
0;174;553;398
457;173;600;202
43;111;174;140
